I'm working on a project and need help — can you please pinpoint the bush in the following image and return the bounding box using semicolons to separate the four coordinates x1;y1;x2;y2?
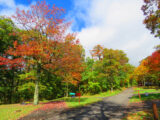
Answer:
88;82;101;94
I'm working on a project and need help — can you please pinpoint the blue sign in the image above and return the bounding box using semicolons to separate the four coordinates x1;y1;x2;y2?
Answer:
69;92;75;96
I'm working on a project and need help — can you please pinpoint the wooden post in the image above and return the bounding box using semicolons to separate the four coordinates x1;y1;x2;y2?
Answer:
152;102;159;120
138;90;141;100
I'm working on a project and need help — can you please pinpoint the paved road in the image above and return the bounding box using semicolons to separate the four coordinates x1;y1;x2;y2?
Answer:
20;88;151;120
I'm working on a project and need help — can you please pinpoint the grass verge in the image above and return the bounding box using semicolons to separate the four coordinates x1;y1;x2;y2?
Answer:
0;89;123;120
0;104;42;120
133;87;160;94
48;89;123;108
130;93;160;103
123;110;159;120
130;87;160;103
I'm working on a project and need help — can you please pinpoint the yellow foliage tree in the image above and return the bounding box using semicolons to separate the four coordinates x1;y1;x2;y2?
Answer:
132;59;148;86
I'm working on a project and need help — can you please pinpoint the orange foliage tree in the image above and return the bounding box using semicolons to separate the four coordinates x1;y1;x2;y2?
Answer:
90;44;103;60
132;59;149;86
147;50;160;72
7;1;83;105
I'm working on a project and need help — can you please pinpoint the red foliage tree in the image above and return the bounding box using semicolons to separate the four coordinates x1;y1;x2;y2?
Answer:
90;44;103;60
142;0;160;37
6;1;83;105
147;50;160;72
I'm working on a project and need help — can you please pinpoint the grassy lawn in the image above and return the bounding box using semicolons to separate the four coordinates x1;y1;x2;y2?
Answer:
58;97;102;108
130;87;160;103
130;93;160;102
123;110;158;120
0;89;123;120
0;104;42;120
42;89;123;108
133;87;160;94
84;89;123;98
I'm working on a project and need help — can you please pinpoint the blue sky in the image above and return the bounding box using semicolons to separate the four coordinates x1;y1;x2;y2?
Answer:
13;0;85;31
14;0;73;9
0;0;160;66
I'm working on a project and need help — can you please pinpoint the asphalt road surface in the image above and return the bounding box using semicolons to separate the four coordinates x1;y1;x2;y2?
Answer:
20;88;155;120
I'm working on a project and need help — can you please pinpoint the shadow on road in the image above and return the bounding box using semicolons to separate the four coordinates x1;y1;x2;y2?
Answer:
59;101;128;120
59;100;160;120
19;88;160;120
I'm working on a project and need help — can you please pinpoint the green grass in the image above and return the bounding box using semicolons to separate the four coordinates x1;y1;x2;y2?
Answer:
41;89;122;108
0;89;123;120
61;97;102;108
130;93;160;102
130;87;160;103
50;89;122;108
123;110;159;120
84;89;122;98
134;87;160;94
0;104;41;120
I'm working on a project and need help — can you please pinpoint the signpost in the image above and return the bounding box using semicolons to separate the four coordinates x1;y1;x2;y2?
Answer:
152;102;159;120
69;92;75;97
138;90;141;100
136;89;142;105
76;93;81;104
69;92;81;104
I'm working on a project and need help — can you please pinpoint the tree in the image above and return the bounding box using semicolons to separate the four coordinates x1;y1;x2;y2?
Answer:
58;35;84;97
7;1;82;105
0;16;19;54
81;57;100;94
147;50;160;72
93;48;129;91
132;59;149;86
0;17;23;104
90;44;103;60
147;50;160;85
142;0;160;37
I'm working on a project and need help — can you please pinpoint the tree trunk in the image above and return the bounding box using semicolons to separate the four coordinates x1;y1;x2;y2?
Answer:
33;63;41;105
10;69;15;104
111;87;113;92
66;82;68;97
144;79;146;86
33;80;39;105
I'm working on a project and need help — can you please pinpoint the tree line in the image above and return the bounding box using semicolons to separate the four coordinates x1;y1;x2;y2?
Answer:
0;0;160;105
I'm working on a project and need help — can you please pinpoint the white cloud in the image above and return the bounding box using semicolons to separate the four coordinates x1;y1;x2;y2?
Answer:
0;0;15;8
70;0;160;66
0;0;32;17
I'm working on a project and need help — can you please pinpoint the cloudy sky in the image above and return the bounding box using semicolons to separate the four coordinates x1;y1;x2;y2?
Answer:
0;0;159;66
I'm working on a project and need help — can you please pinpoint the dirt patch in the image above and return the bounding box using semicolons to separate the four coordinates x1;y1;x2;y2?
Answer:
37;101;68;111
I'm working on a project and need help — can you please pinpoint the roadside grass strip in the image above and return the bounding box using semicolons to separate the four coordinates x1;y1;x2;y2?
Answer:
63;97;102;108
0;104;42;120
130;87;160;103
49;89;123;108
123;110;158;120
134;87;160;94
0;89;123;120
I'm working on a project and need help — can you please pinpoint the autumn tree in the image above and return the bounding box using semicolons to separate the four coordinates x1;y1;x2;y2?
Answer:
90;44;103;60
142;0;160;37
56;34;83;97
147;50;160;72
132;59;149;86
146;50;160;85
0;17;24;103
101;48;129;90
82;47;131;93
141;0;160;86
7;1;82;105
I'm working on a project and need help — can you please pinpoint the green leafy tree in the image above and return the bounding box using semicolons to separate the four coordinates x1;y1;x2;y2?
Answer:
142;0;160;38
0;17;21;104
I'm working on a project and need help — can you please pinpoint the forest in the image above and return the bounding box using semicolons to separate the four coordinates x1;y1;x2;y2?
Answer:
0;0;160;105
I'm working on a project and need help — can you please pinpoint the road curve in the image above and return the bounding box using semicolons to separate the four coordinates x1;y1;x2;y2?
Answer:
20;88;135;120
